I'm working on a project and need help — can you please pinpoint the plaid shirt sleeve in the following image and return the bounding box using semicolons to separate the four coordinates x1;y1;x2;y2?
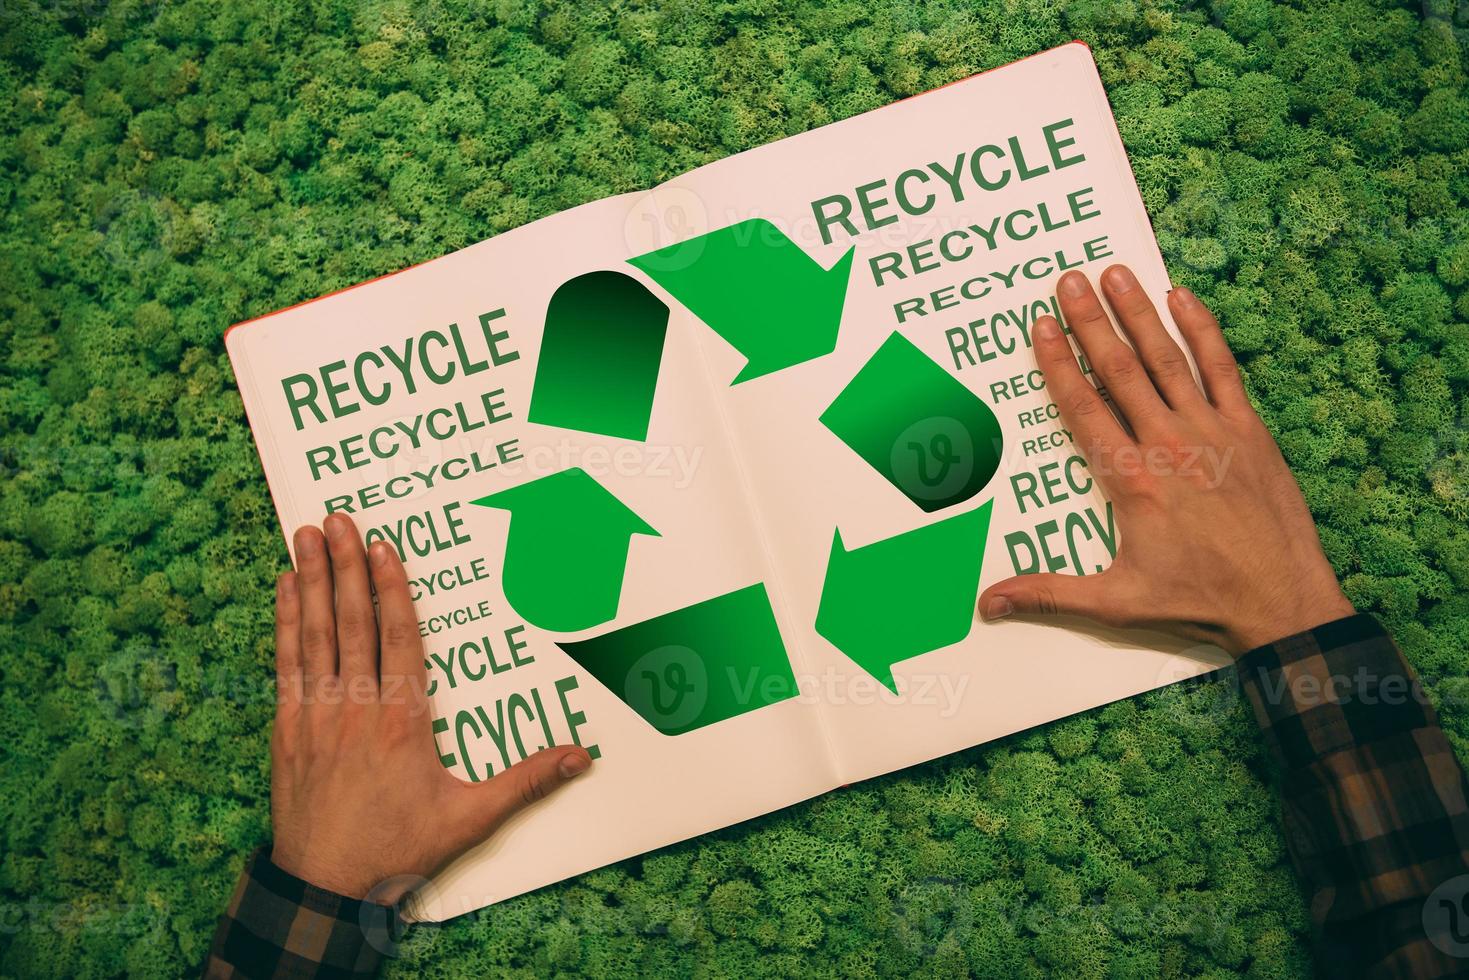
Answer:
202;848;396;979
1238;613;1469;979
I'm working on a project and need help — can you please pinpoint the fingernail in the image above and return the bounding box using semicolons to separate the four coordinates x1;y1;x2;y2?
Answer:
325;513;350;539
294;528;319;556
559;751;590;778
982;596;1013;621
1172;286;1197;305
369;542;392;567
1104;265;1137;293
1059;271;1087;297
278;573;297;598
1034;317;1061;342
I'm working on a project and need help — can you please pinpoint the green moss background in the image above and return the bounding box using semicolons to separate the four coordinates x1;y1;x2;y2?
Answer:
2;0;1468;975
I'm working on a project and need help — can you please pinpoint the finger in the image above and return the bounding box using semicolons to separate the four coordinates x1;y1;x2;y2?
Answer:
294;525;338;680
369;541;428;711
269;720;298;808
1099;265;1206;412
1032;315;1131;481
324;513;378;698
979;572;1119;624
274;572;303;713
1056;270;1168;433
456;747;593;843
1168;287;1252;416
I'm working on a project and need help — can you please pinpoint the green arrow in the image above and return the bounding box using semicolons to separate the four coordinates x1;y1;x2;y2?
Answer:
815;501;993;693
470;468;658;632
558;584;797;736
628;218;854;383
820;331;1005;513
528;270;670;441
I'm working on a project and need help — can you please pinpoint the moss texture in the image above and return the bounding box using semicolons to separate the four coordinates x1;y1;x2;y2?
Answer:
2;0;1468;975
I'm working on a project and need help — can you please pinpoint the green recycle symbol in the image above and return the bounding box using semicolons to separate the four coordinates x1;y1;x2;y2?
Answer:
471;218;1004;734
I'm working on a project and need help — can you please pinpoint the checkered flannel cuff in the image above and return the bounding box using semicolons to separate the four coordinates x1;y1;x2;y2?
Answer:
1236;614;1469;975
203;849;395;979
1236;612;1439;771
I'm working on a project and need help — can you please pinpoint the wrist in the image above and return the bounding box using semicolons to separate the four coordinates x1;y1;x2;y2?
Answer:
270;845;374;901
1223;588;1355;655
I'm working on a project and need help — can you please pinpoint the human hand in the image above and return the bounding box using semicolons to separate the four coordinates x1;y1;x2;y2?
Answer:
978;265;1353;655
269;513;593;903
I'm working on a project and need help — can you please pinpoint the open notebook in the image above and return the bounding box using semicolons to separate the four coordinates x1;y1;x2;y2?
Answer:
226;41;1229;920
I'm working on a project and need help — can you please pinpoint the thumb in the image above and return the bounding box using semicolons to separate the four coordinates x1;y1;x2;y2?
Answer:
458;745;594;841
979;572;1117;623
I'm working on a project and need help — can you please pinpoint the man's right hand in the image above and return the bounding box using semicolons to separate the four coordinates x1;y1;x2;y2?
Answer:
978;265;1353;655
